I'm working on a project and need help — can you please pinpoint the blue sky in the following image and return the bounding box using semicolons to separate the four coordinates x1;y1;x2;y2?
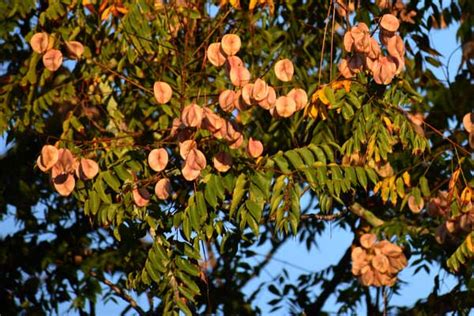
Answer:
0;15;467;316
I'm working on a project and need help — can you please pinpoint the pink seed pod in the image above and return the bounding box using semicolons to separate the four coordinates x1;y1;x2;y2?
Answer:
43;49;63;72
53;173;76;196
213;151;232;172
360;233;377;249
252;78;269;101
155;178;172;200
148;148;169;172
230;66;251;87
133;187;150;207
153;81;172;104
30;32;49;53
408;195;424;213
179;139;197;159
247;137;263;158
380;14;400;33
181;103;203;127
65;41;84;59
241;83;254;105
218;90;236;112
207;42;226;67
37;145;59;172
275;96;296;118
77;158;99;180
287;88;308;111
220;34;241;56
257;85;277;110
274;59;294;82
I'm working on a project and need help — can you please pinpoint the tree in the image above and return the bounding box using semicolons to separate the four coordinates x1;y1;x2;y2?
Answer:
0;0;473;314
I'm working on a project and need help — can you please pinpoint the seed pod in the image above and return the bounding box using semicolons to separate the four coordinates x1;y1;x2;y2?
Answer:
133;187;150;207
179;139;197;159
30;32;49;53
38;145;59;172
380;14;400;33
228;132;243;149
230;66;251;87
53;173;76;196
360;233;377;249
275;96;296;118
52;148;77;176
247;137;263;158
252;78;269;101
153;81;172;104
220;34;241;56
218;90;236;112
148;148;169;172
287;88;308;111
226;55;244;71
181;103;203;127
207;42;226;67
155;178;172;200
257;85;277;110
343;31;354;52
65;41;84;59
43;49;63;72
182;163;201;181
241;83;254;105
408;195;424;213
202;108;224;133
213;152;232;172
186;148;207;171
463;113;473;133
77;158;99;180
274;59;294;82
371;254;390;273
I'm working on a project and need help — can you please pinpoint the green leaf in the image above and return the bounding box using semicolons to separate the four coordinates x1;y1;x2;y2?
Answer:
419;176;430;197
102;170;121;193
230;174;247;218
356;167;367;189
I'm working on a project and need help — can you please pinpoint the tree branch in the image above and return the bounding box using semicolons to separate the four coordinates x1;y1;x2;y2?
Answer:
90;271;146;316
348;202;385;227
402;290;474;315
303;245;352;314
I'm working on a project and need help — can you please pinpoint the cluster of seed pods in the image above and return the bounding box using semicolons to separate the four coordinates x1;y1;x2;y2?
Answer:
37;145;99;196
351;233;407;287
339;14;405;85
208;34;308;118
130;34;309;207
29;32;84;72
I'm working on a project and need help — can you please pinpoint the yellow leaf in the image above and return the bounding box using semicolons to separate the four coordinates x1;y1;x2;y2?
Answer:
402;171;411;187
249;0;258;10
331;80;351;92
305;103;319;119
449;169;460;190
466;234;474;253
100;6;112;20
374;181;383;194
229;0;241;9
460;187;472;204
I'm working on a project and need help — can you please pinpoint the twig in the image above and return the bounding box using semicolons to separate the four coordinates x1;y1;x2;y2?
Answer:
318;0;333;86
90;271;146;316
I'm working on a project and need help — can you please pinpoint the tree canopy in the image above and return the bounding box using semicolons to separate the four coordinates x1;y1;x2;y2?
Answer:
0;0;473;314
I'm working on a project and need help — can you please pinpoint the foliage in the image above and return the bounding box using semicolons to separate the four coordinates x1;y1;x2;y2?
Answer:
0;0;473;314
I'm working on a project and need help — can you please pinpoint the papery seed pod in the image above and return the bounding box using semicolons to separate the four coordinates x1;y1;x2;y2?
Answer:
53;173;76;196
343;31;354;52
407;112;424;126
252;78;269;101
388;253;407;271
186;148;206;171
148;148;169;172
218;90;236;112
202;108;224;133
213;152;232;172
360;266;375;286
274;59;294;82
374;161;394;177
233;90;249;111
38;145;59;172
287;88;308;111
133;187;150;207
155;178;172;200
247;137;263;158
230;66;251;87
463;113;473;133
371;254;390;273
257;86;277;110
241;83;254;105
78;158;99;180
181;103;203;127
408;195;424;213
221;34;241;56
153;81;173;104
226;55;244;71
207;42;226;67
351;23;371;53
65;41;84;59
30;32;49;53
52;148;77;176
182;163;201;181
386;35;405;59
228;132;243;149
275;96;296;118
367;37;381;59
43;49;63;72
360;233;377;249
338;58;354;79
179;139;197;159
380;14;400;33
